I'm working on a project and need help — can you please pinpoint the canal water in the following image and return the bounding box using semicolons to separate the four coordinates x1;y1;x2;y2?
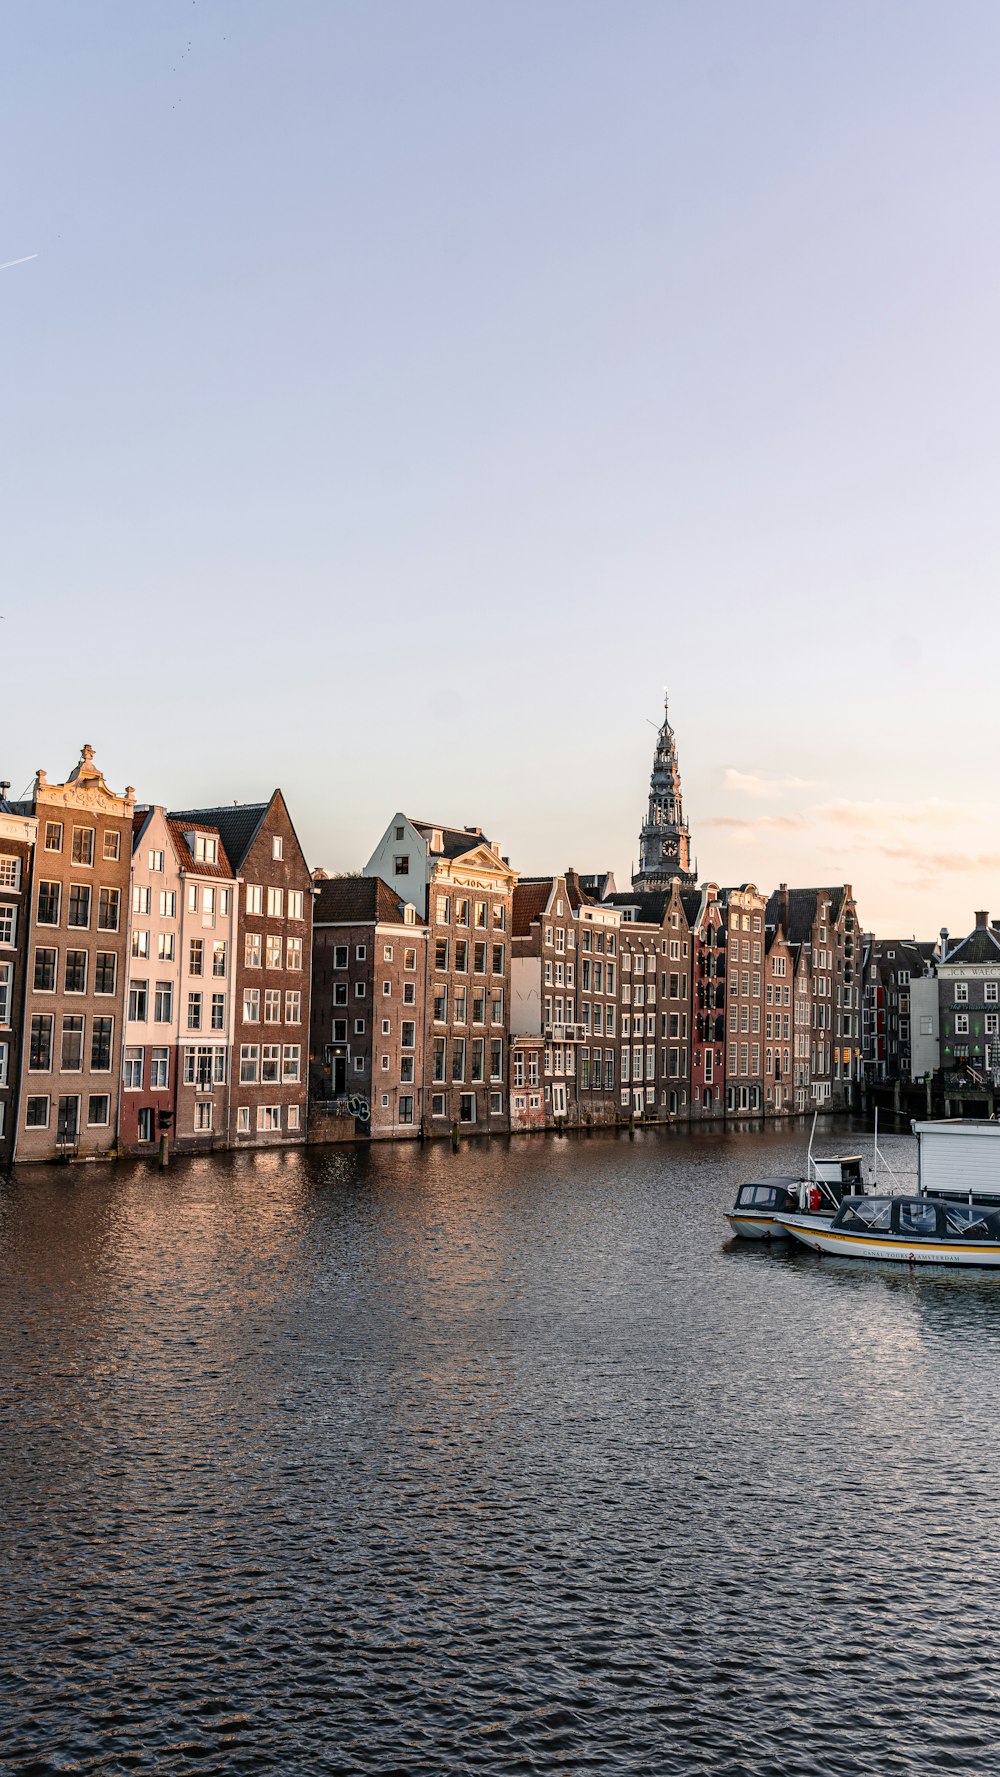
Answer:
2;1120;999;1775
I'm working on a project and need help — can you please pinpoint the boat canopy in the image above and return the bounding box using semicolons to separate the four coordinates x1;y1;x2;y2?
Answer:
833;1194;1000;1241
734;1177;800;1210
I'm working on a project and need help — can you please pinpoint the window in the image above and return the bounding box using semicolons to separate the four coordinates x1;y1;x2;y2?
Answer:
285;990;301;1023
400;1021;416;1050
266;935;283;969
491;1039;503;1080
287;1105;301;1131
404;948;416;971
436;895;451;924
67;885;91;929
151;1048;169;1088
286;937;302;970
0;856;20;890
61;1016;84;1071
282;1045;301;1082
399;1095;414;1124
459;1093;476;1124
380;1054;390;1071
267;887;284;919
403;982;416;1005
128;980;148;1022
955;1013;969;1035
243;988;260;1022
123;1047;144;1090
236;1106;251;1133
382;980;392;997
257;1105;281;1132
98;887;120;931
72;826;95;866
955;982;969;1002
394;854;409;876
159;890;177;919
0;903;15;947
265;989;281;1022
193;835;218;865
246;884;263;915
103;830;121;862
31;948;55;994
153;981;172;1022
195;1101;214;1132
64;950;87;993
452;1038;466;1081
986;983;999;1004
132;930;150;959
271;835;284;861
44;821;63;853
210;992;225;1031
456;899;469;927
91;1019;113;1071
37;881;61;925
26;1096;50;1127
245;933;262;968
240;1045;260;1083
95;952;117;995
492;944;505;975
136;1107;155;1143
354;980;366;1000
261;1045;281;1083
133;884;151;915
187;992;202;1031
87;1094;110;1126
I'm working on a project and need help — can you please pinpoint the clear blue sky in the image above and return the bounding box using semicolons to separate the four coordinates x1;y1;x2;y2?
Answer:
4;1;999;935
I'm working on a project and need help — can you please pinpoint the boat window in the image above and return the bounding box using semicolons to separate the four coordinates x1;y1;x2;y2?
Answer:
941;1204;1000;1241
895;1201;940;1238
836;1198;892;1233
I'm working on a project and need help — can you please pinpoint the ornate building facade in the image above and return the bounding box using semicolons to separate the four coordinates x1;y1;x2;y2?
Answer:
632;693;696;891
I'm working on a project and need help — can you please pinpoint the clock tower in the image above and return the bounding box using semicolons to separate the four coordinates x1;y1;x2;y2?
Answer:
632;692;696;890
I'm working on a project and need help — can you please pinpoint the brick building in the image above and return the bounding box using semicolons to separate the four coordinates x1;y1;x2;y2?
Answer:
685;883;726;1119
16;747;136;1160
171;793;312;1146
366;818;516;1135
763;919;794;1115
0;791;37;1165
767;884;862;1109
721;884;767;1115
310;875;426;1139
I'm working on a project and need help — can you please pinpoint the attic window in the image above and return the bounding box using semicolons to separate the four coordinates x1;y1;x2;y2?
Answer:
192;834;217;864
431;830;444;853
272;836;283;861
395;826;405;841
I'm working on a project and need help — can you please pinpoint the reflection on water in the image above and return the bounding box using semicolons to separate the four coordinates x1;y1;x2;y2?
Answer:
2;1121;998;1775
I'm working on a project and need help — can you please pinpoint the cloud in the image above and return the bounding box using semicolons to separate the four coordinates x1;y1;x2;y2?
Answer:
813;798;967;832
723;768;814;800
702;813;805;834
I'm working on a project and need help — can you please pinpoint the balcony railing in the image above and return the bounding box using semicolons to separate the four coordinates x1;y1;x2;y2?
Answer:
543;1023;586;1042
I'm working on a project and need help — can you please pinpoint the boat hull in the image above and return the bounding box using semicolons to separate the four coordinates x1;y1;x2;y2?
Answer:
725;1211;791;1240
776;1214;1000;1268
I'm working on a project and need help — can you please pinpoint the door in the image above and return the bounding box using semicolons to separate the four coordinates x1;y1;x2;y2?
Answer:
552;1083;566;1116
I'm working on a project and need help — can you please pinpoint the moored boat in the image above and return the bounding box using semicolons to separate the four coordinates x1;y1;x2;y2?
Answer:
725;1176;803;1240
725;1113;869;1240
776;1193;1000;1268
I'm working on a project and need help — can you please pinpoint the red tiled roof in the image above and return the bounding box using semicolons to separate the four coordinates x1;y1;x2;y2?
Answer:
166;818;235;880
512;880;553;937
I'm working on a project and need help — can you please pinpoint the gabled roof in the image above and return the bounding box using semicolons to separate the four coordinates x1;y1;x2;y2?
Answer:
314;875;420;926
166;819;235;881
512;880;554;936
408;818;494;861
169;802;270;872
943;927;1000;966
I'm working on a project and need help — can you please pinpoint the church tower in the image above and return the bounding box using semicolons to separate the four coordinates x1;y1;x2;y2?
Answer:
632;692;696;889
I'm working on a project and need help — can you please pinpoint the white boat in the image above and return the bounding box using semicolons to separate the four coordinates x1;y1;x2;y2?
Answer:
725;1114;868;1240
777;1193;1000;1268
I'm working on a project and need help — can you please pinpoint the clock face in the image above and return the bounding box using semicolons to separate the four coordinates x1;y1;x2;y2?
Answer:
662;838;677;858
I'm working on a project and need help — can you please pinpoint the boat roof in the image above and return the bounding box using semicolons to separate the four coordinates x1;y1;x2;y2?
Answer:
740;1175;801;1188
814;1153;863;1163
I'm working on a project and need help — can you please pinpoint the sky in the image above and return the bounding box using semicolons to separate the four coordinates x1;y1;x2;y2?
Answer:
3;0;1000;937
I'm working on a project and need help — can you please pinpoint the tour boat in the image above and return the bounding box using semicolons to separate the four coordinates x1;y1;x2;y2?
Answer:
725;1114;868;1240
776;1193;1000;1268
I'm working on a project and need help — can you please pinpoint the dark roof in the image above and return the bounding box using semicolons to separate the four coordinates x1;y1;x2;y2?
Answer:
0;798;33;817
314;875;419;926
765;887;852;946
166;819;235;881
605;890;670;926
169;802;270;871
943;926;1000;966
409;818;494;861
577;871;615;901
680;890;703;925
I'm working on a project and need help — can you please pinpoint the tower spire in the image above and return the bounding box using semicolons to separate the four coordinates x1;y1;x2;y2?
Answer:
632;690;696;889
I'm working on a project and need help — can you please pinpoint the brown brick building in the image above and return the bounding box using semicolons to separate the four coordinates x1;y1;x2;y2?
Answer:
310;875;426;1139
16;747;135;1160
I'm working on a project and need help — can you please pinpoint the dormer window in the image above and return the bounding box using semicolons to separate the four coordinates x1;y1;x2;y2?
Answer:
191;834;217;865
431;829;444;853
404;904;415;925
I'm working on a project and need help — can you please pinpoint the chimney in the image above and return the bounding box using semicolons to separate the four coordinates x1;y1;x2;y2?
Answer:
566;867;580;899
940;927;949;962
976;910;990;929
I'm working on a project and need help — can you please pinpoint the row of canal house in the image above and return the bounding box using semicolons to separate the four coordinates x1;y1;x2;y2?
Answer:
1;746;313;1163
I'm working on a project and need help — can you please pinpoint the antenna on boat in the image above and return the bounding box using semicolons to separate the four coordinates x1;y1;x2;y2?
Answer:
807;1110;818;1182
873;1107;878;1191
